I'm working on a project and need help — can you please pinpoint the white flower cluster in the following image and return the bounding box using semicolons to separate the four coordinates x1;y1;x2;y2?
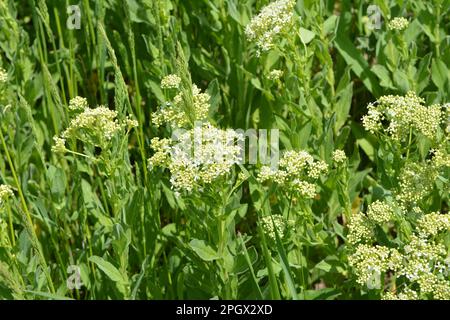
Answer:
347;212;374;245
267;69;283;81
332;149;347;164
68;96;88;111
396;151;450;207
0;184;13;206
51;136;67;154
245;0;296;56
161;74;181;89
261;215;287;241
361;104;382;134
125;118;139;129
53;98;137;152
347;201;397;246
0;218;10;247
258;150;328;199
348;244;403;286
148;123;243;193
417;212;450;237
0;68;7;83
388;17;409;31
431;149;450;167
347;204;450;299
382;288;419;300
366;200;395;224
362;91;445;141
152;84;210;128
399;235;450;299
63;106;121;141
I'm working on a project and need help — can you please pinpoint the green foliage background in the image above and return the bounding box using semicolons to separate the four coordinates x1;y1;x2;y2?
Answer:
0;0;449;299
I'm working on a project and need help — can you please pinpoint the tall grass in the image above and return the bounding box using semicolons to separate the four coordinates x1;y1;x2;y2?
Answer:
0;0;449;300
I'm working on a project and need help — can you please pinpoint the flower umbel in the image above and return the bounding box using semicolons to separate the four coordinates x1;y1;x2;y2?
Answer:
152;84;210;128
68;96;88;111
51;136;67;154
366;200;395;224
245;0;296;56
62;106;121;145
161;74;181;89
362;91;445;142
258;150;327;199
149;123;243;193
53;98;135;153
0;184;14;206
388;17;409;31
0;68;7;83
332;150;347;164
267;69;283;81
347;205;450;299
261;215;288;241
348;244;402;287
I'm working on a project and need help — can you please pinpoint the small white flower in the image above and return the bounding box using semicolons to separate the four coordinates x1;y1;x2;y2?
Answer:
261;215;288;241
149;123;243;193
388;17;409;31
0;68;7;83
0;184;14;206
152;84;210;128
332;150;347;164
51;136;67;154
267;69;283;80
245;0;296;56
161;74;181;89
68;96;89;111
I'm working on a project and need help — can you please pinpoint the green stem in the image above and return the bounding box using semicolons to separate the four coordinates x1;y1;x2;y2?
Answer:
406;127;413;161
6;203;15;246
217;192;231;299
286;191;294;221
435;5;441;57
0;129;55;293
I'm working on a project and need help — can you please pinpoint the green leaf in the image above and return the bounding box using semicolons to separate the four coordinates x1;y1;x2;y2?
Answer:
24;290;74;300
237;236;263;299
431;58;449;89
371;65;394;89
415;53;432;93
273;219;299;300
147;80;165;102
89;256;127;284
131;257;149;299
334;67;353;131
384;41;400;72
207;78;221;116
393;70;410;92
189;239;219;261
304;288;341;300
357;138;375;161
322;15;338;35
46;165;66;198
299;27;315;44
334;29;381;97
314;260;332;273
227;0;246;26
